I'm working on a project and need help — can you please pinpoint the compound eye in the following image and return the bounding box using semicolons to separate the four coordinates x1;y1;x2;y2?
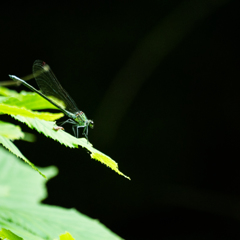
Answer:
89;120;94;129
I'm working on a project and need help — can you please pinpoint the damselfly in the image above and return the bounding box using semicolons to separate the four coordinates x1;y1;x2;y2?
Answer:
9;60;94;140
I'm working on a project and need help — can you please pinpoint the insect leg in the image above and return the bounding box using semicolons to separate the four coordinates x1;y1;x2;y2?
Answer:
58;118;76;126
73;125;85;138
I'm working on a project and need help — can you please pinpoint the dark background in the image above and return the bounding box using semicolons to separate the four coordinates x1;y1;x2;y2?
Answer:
1;0;240;239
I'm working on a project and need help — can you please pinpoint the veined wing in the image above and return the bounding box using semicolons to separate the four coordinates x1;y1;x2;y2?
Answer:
33;60;80;114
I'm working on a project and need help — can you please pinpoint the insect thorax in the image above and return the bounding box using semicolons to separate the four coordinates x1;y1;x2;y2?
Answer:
74;111;88;126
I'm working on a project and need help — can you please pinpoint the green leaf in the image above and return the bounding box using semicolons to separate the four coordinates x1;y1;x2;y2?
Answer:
0;86;18;97
59;232;75;240
0;96;8;103
2;91;65;110
12;115;130;179
0;205;123;240
0;228;23;240
0;146;57;204
0;103;63;121
0;147;123;240
90;151;130;180
0;87;129;179
0;136;46;178
20;132;36;142
12;115;81;148
0;121;24;140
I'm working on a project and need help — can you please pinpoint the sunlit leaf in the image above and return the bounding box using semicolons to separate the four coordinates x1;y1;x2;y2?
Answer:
59;232;75;240
0;228;23;240
12;115;130;179
2;91;65;110
0;103;63;121
0;86;18;97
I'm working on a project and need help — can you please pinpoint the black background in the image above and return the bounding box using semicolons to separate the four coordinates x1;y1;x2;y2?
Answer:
1;0;240;239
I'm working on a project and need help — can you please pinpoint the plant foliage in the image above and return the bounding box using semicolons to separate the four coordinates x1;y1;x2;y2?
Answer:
0;86;130;179
0;146;123;240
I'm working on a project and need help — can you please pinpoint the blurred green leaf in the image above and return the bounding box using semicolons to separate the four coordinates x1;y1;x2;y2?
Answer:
0;147;123;240
0;136;46;178
0;86;18;97
0;228;23;240
0;121;24;140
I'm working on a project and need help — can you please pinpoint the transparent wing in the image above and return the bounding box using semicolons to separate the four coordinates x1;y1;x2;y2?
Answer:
32;60;80;114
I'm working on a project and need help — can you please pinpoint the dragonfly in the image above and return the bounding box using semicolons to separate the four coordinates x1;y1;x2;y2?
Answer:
9;60;94;140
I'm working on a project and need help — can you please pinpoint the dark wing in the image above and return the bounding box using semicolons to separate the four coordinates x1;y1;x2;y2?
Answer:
33;60;80;114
